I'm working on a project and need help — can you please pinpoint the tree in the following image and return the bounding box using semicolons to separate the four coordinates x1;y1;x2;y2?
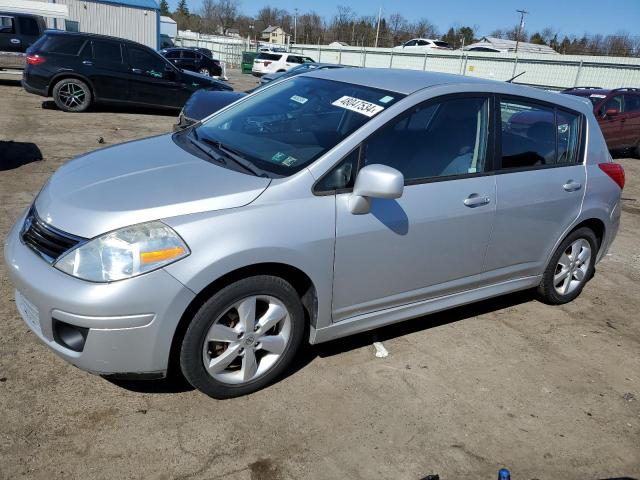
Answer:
176;0;189;16
159;0;170;16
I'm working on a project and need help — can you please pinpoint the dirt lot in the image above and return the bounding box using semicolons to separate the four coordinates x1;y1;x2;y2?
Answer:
0;70;639;480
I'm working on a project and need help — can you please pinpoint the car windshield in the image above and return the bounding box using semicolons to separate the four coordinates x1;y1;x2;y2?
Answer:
194;76;403;176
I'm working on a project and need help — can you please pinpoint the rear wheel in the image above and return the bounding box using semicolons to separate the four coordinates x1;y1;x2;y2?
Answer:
52;78;92;112
537;227;597;305
180;276;305;398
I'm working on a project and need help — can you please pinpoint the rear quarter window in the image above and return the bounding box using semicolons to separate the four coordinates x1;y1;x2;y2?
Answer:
39;36;86;56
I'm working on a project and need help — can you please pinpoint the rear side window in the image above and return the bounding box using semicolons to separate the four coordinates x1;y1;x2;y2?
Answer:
40;36;86;55
164;50;180;59
624;94;640;113
92;40;123;63
18;17;40;36
0;15;15;34
182;50;196;59
499;99;582;169
257;53;281;61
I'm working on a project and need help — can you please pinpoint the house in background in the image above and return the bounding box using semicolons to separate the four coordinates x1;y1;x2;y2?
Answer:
464;36;558;54
261;25;288;45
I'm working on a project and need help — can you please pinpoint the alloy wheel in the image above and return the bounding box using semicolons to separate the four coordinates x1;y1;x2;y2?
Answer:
202;295;291;385
198;68;210;76
553;238;592;295
58;82;87;109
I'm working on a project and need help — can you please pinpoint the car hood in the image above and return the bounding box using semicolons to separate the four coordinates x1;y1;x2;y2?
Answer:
35;134;270;238
181;69;232;90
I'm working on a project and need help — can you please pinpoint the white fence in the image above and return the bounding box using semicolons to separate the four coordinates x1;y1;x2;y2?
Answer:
290;45;640;90
175;31;247;67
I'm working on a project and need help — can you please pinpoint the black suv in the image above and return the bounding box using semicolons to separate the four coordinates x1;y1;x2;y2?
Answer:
23;30;232;112
160;47;222;77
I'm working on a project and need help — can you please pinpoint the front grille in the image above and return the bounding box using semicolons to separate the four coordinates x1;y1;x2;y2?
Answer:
21;208;85;263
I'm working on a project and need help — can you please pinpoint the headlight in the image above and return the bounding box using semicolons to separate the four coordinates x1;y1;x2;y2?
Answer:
55;221;189;282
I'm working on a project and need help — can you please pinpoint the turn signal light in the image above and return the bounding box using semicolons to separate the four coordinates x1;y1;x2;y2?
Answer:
140;246;186;264
598;163;625;190
27;54;46;65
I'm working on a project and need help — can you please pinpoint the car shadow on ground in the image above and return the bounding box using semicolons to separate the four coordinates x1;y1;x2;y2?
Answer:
107;289;537;396
0;78;22;87
41;100;178;117
0;141;43;170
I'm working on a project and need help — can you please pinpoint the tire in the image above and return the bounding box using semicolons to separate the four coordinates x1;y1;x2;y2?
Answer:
52;78;92;112
537;227;598;305
180;275;305;399
198;67;211;76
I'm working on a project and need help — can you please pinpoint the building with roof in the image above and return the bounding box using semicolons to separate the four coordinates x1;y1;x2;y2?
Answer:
45;0;160;49
261;25;287;45
464;36;558;55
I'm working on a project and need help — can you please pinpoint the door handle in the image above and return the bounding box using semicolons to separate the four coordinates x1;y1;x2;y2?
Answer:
563;181;582;192
82;60;93;66
10;38;20;44
463;194;491;207
131;68;143;74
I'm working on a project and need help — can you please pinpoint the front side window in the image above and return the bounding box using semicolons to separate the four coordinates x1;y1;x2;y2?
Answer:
602;95;623;115
363;96;490;181
164;50;180;59
624;94;640;113
128;47;167;77
194;77;403;176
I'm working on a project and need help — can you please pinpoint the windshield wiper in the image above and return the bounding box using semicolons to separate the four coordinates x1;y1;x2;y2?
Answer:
187;130;227;165
199;137;269;177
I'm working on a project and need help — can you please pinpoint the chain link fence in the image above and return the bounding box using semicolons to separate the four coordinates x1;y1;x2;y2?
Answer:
174;31;248;67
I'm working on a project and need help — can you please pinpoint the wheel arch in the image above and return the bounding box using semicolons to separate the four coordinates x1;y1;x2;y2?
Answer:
167;262;318;376
48;73;95;99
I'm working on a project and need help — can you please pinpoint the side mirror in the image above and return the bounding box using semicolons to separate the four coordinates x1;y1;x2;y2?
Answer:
349;164;404;215
605;108;619;117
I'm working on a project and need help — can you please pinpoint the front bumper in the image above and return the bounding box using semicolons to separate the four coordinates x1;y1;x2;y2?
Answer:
4;211;195;376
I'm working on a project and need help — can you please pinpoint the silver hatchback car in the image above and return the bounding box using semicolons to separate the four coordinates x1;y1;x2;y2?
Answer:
5;69;625;398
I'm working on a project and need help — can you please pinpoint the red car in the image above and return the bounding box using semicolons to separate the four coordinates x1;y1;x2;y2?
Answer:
563;87;640;156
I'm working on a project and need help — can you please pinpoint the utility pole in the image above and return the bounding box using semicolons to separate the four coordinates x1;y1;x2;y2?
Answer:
374;6;382;48
294;8;298;45
514;9;528;54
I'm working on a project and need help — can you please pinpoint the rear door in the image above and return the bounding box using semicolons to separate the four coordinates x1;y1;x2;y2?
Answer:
178;49;197;72
125;44;186;107
483;96;586;282
622;93;640;147
598;94;625;148
88;39;130;101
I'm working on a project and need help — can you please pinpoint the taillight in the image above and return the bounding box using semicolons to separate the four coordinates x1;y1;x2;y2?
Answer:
27;54;46;65
263;61;272;66
598;163;625;190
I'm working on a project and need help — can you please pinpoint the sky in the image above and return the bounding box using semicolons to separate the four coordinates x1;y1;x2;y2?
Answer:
167;0;640;37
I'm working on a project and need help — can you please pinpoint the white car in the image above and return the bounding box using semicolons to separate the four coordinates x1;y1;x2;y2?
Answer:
393;38;452;51
252;52;314;76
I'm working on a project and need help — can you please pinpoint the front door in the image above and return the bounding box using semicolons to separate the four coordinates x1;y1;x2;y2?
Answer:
331;95;497;321
125;45;187;108
483;97;586;281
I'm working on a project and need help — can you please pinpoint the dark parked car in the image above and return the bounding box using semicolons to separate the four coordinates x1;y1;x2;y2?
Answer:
22;30;232;112
0;12;46;70
175;64;349;130
175;90;246;130
160;47;222;77
563;87;640;156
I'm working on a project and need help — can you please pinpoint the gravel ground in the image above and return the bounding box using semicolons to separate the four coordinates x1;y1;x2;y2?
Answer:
0;69;639;480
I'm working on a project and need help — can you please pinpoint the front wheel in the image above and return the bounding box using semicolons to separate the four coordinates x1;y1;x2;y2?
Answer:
198;67;211;76
52;78;92;112
537;227;597;305
180;276;305;399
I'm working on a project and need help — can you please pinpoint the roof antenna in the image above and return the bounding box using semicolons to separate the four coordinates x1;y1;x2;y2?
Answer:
506;71;525;83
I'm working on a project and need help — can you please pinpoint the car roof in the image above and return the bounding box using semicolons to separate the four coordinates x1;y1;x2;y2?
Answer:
304;67;593;113
564;88;612;96
43;29;144;47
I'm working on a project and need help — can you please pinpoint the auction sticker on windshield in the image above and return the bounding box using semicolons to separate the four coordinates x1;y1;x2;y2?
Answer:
332;96;384;117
